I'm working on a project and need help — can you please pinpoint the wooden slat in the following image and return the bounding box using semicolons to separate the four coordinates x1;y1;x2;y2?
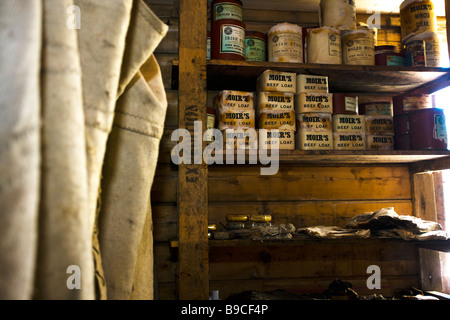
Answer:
177;0;209;300
413;172;443;292
208;166;411;202
208;200;413;228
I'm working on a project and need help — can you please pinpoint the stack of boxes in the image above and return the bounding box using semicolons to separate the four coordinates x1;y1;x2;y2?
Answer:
363;99;395;150
332;94;366;150
294;74;333;150
256;70;297;150
214;90;257;150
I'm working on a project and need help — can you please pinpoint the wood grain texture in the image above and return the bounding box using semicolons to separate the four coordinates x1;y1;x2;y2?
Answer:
177;0;209;300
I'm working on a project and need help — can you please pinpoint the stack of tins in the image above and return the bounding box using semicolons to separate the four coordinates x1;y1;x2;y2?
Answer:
400;0;441;67
211;0;245;60
295;74;333;150
332;94;366;150
359;96;395;150
256;70;297;150
214;90;257;150
393;94;447;150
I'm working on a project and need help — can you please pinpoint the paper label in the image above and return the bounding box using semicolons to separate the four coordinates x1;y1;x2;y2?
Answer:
221;24;245;56
214;3;242;21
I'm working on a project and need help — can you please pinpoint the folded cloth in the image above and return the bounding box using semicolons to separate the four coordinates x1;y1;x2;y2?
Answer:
296;226;371;239
345;207;447;241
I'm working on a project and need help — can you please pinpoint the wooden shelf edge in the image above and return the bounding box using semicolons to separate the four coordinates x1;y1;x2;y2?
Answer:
209;238;450;252
205;150;450;165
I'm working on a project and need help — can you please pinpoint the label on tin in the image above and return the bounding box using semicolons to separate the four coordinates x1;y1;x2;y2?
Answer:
257;92;294;113
214;90;254;110
363;102;393;116
386;55;406;66
333;132;366;150
206;114;216;142
258;110;296;130
344;97;358;112
295;93;333;113
214;2;243;21
295;130;333;150
257;70;297;93
343;35;375;65
218;109;255;130
245;37;266;62
220;24;245;56
297;113;332;131
425;40;440;67
328;32;341;57
365;116;394;135
333;114;365;132
269;32;303;62
260;130;295;150
434;114;448;142
297;74;329;93
366;135;394;150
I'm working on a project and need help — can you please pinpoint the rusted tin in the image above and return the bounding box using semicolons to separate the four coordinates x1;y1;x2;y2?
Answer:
409;108;448;150
332;93;358;115
211;19;246;60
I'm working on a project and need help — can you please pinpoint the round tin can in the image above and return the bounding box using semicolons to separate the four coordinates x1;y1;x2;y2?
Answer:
306;27;342;64
333;93;358;115
226;214;249;222
319;0;356;30
394;114;410;135
341;30;376;65
400;0;437;41
409;108;448;150
359;101;393;117
393;94;432;115
245;31;267;62
211;0;243;22
211;19;246;60
250;215;272;223
267;22;303;63
406;31;441;67
375;45;406;66
406;39;426;66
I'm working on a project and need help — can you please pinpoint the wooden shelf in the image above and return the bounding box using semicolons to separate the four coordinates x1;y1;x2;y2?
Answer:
172;60;450;94
206;150;450;165
209;238;450;252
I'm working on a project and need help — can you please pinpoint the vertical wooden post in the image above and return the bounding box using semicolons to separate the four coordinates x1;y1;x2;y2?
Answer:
177;0;209;300
413;172;443;292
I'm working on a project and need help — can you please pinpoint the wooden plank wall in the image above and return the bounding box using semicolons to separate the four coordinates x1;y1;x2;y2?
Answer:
148;1;447;299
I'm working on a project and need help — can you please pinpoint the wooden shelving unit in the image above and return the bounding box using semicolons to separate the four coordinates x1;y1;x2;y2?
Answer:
176;0;450;300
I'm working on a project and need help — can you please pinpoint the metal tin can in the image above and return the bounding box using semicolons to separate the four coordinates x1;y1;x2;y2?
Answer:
226;214;249;222
394;114;410;135
406;31;441;67
268;23;303;63
211;0;243;22
393;94;432;115
406;39;426;66
409;108;448;150
250;215;272;222
359;101;393;117
375;45;406;66
395;134;411;150
306;27;342;64
245;31;267;62
400;0;437;41
332;93;358;115
211;19;246;60
319;0;356;30
341;30;376;66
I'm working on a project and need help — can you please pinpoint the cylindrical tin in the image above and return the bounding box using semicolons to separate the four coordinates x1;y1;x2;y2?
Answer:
319;0;356;31
306;27;342;64
245;31;267;62
250;215;272;223
211;0;243;22
359;101;394;117
393;94;432;115
409;108;448;150
406;39;426;66
394;114;410;135
406;31;441;67
211;19;246;60
226;222;246;230
332;93;358;115
267;23;303;63
400;0;437;41
395;134;411;150
341;30;376;65
375;45;406;66
302;26;318;63
226;214;249;222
